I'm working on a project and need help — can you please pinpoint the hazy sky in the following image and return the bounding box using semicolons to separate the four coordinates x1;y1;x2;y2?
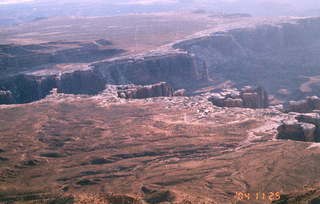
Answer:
0;0;300;4
0;0;319;17
0;0;318;7
0;0;33;4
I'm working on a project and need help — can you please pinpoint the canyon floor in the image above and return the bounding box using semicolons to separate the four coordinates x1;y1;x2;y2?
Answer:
1;93;320;203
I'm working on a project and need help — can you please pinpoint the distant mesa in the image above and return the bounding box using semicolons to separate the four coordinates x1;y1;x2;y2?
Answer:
95;39;113;46
192;9;207;14
208;86;269;109
0;41;124;75
223;13;252;18
208;13;252;18
32;17;48;22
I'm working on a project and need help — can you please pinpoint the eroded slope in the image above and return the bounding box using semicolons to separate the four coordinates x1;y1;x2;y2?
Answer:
1;94;320;203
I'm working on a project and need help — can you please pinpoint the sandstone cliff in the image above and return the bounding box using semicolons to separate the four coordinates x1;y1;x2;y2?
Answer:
0;70;106;104
0;53;206;104
93;53;208;89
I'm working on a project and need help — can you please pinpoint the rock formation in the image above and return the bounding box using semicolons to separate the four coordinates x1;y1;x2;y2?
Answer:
208;86;268;109
117;82;174;99
277;113;320;142
2;18;320;105
0;52;207;104
285;96;320;113
277;119;316;142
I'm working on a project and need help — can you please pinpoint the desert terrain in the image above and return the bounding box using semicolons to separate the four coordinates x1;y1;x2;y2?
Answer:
1;9;320;204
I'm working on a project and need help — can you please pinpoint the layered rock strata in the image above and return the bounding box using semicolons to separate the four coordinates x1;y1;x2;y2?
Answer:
0;53;206;104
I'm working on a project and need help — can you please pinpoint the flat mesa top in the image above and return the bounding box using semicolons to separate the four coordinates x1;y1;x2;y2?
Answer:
0;12;299;54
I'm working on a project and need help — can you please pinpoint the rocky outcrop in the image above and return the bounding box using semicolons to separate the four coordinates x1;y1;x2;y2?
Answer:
117;82;174;99
277;120;316;142
0;90;14;104
277;113;320;142
208;86;268;109
285;96;320;113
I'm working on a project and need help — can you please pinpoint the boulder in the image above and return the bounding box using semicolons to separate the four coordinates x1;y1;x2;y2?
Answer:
277;120;316;142
277;113;320;142
117;82;174;99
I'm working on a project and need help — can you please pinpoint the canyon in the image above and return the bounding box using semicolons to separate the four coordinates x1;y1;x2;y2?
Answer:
2;12;320;204
1;16;320;105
